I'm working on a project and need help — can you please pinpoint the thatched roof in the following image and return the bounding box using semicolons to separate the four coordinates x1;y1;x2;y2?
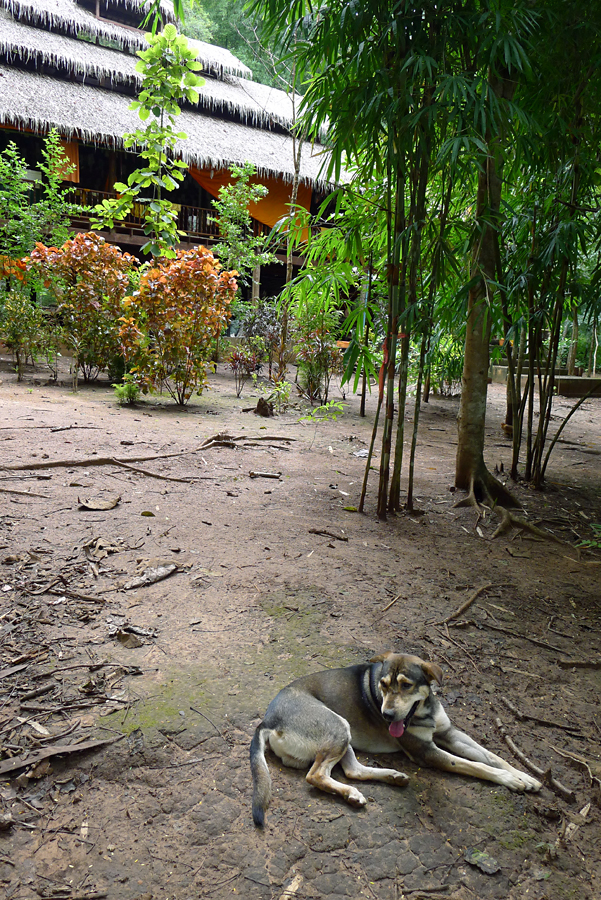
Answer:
99;0;175;18
0;10;295;130
0;64;330;187
0;0;333;187
0;0;252;77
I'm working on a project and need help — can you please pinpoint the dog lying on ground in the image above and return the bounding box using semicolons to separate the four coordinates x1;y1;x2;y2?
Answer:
250;651;541;826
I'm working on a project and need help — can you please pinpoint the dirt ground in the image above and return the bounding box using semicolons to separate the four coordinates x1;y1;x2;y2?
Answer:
0;353;600;900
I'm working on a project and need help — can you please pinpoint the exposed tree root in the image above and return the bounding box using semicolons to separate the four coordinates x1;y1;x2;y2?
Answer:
454;464;521;511
488;507;567;543
454;467;567;544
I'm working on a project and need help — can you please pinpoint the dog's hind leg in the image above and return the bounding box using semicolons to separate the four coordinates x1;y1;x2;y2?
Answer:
306;748;368;807
340;746;409;788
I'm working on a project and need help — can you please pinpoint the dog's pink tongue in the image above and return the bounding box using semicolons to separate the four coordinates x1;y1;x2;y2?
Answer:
389;720;405;738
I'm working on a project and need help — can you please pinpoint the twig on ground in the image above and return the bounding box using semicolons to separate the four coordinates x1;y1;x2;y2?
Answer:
434;627;481;672
0;473;52;480
0;486;50;498
22;577;65;596
190;706;223;737
308;528;348;542
108;459;196;483
551;745;601;791
0;736;124;776
557;659;601;669
494;717;576;802
378;594;402;616
22;579;106;604
0;451;191;472
430;583;494;626
50;424;100;433
500;696;582;735
199;431;295;448
453;620;564;654
50;588;106;604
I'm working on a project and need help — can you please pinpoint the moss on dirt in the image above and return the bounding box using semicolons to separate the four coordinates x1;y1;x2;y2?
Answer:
100;587;359;737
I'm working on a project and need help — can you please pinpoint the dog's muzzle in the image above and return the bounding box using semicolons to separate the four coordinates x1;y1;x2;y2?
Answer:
387;700;420;738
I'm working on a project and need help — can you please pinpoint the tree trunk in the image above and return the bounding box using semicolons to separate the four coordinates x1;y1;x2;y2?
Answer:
376;164;404;520
455;72;519;508
566;305;579;375
251;265;261;303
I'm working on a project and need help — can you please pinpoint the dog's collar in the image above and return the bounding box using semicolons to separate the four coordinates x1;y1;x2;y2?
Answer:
364;661;385;716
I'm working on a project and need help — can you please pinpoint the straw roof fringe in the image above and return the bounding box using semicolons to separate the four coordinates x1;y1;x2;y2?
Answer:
0;11;293;128
0;13;295;130
0;10;262;105
0;0;251;77
0;64;331;188
106;0;174;18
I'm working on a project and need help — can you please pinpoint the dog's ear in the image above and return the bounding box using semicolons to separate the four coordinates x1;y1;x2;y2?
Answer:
422;661;443;685
370;651;395;664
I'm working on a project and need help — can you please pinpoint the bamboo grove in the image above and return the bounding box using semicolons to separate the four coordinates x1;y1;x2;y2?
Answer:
247;0;601;520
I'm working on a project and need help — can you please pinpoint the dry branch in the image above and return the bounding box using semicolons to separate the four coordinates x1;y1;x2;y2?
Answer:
308;528;348;542
551;746;601;790
378;594;402;616
0;735;123;776
500;696;582;735
455;620;564;654
108;459;196;483
434;627;481;672
0;486;50;498
430;583;494;626
557;659;601;669
0;434;296;477
50;587;106;604
494;718;576;802
0;451;192;472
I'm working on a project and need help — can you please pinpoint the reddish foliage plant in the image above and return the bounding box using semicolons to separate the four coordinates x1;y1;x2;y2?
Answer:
120;246;237;405
27;233;136;385
0;255;27;281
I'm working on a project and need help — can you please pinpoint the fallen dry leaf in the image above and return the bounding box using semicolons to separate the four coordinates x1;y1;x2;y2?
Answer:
78;495;121;511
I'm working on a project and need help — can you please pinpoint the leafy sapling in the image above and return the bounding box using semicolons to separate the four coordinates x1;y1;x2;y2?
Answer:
92;25;204;258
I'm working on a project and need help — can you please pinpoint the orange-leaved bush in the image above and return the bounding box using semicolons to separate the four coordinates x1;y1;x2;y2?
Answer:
27;233;136;388
120;245;237;405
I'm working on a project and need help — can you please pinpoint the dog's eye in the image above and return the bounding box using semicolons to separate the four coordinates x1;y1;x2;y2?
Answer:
400;682;413;691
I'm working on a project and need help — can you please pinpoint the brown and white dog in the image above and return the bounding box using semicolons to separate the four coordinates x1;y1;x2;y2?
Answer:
250;651;541;826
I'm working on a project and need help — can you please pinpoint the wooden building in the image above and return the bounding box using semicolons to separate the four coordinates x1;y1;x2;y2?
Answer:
0;0;329;294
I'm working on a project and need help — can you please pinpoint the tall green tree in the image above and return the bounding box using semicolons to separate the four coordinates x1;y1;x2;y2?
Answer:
498;0;601;490
209;162;277;287
0;129;77;262
92;25;204;258
453;5;534;508
251;0;526;517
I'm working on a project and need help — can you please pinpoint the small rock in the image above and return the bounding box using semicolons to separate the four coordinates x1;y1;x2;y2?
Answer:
464;847;500;875
0;812;14;831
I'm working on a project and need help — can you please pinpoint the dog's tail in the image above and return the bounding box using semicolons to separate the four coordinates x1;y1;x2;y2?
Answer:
250;723;271;827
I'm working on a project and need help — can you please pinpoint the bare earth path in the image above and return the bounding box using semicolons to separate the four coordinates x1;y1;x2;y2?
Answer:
0;357;600;900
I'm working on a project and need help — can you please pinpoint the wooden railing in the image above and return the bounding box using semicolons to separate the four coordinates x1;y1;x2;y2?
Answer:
69;187;270;243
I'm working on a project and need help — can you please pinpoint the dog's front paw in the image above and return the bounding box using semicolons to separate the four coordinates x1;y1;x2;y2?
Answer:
521;773;542;792
504;770;542;792
387;770;410;787
345;786;367;808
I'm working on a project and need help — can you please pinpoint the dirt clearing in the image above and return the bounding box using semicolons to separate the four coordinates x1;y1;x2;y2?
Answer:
0;357;600;900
